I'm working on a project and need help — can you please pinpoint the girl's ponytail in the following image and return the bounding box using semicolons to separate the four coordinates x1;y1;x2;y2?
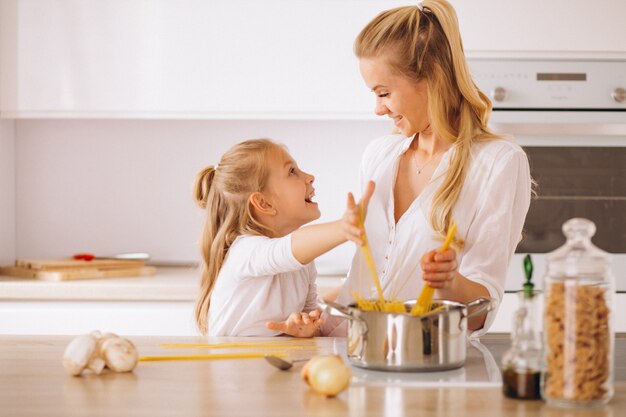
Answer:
194;166;217;209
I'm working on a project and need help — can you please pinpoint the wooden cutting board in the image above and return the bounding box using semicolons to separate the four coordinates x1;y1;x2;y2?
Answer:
15;258;146;271
0;265;156;282
2;258;156;281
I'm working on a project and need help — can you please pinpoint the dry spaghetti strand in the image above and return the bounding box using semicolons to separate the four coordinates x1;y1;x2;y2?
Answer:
357;206;385;303
139;352;287;362
161;342;318;350
353;207;406;314
352;291;406;313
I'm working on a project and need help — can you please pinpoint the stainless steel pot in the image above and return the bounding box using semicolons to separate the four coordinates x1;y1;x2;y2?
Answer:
321;298;493;372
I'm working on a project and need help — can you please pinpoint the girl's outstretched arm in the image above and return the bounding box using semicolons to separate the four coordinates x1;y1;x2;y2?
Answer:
290;181;375;265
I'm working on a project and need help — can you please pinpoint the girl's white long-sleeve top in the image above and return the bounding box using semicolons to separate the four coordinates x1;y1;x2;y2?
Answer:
208;234;318;336
322;134;532;337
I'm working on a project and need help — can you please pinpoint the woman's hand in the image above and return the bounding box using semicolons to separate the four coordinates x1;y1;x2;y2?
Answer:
340;180;375;246
420;248;491;331
420;248;458;289
290;181;375;265
265;309;323;338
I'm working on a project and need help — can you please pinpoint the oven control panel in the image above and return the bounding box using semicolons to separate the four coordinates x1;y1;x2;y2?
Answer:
468;59;626;110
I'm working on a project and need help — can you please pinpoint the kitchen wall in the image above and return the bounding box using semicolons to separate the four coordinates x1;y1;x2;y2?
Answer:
14;119;391;271
4;0;626;271
0;120;15;264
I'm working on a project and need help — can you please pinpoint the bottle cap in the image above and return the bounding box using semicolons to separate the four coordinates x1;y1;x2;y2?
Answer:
523;254;534;298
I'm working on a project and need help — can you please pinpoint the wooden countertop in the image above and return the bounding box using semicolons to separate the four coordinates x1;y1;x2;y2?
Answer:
0;334;624;417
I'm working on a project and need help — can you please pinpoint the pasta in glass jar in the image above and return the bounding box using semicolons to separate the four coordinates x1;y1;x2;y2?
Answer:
542;218;614;407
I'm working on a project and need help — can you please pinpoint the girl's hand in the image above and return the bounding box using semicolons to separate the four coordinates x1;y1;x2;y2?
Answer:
420;248;458;289
265;310;323;338
341;180;375;246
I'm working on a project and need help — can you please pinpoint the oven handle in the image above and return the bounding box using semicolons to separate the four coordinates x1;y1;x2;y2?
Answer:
490;122;626;137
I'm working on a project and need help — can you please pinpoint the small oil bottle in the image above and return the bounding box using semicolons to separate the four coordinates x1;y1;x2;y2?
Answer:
501;254;542;400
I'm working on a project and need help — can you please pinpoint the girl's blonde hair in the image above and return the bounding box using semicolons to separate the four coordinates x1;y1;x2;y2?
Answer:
355;0;500;240
193;138;280;335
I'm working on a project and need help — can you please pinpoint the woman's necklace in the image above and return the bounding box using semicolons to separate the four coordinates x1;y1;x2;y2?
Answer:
412;148;443;175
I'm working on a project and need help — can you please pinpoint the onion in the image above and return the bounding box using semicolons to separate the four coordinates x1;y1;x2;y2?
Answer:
301;355;351;397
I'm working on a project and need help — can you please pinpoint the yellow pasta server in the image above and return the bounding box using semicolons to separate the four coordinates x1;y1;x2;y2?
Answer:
410;221;457;316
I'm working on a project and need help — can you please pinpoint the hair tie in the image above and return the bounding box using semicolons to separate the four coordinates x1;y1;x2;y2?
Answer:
416;1;424;12
214;163;219;171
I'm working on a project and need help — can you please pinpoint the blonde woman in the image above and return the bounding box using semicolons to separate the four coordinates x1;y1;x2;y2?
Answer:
193;139;374;337
322;0;531;336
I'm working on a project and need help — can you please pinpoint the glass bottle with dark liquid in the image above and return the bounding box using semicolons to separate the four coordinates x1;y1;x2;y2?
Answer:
501;255;542;400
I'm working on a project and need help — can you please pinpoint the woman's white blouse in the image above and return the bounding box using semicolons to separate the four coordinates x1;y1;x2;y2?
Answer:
208;234;318;336
322;134;531;337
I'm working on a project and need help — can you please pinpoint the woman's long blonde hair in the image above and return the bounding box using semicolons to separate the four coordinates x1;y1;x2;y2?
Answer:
355;0;500;239
193;139;279;335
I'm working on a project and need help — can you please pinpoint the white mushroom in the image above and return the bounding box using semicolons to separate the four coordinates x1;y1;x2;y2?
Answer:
63;331;139;376
62;333;106;376
98;333;138;372
95;332;120;356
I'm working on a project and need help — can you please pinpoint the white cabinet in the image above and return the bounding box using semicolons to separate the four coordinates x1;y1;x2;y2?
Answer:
2;0;625;119
0;300;198;336
0;273;345;336
452;0;626;56
0;0;376;118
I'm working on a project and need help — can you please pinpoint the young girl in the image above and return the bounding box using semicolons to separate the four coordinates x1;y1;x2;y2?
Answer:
193;138;374;337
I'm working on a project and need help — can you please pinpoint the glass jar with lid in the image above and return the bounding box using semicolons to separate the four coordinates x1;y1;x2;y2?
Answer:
542;218;614;407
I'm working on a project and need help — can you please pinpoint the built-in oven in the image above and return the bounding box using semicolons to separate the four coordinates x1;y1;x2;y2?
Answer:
469;58;626;291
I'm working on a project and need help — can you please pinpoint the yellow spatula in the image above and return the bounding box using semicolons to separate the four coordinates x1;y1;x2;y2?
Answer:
410;221;458;316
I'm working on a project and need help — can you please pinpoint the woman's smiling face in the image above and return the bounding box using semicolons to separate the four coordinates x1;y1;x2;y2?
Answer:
359;56;431;137
264;146;320;233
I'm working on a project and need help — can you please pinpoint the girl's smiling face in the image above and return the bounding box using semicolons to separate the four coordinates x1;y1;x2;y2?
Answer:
263;146;320;234
359;56;431;137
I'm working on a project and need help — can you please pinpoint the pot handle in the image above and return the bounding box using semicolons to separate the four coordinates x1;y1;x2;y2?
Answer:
465;297;494;319
317;299;369;337
319;299;369;357
317;299;355;319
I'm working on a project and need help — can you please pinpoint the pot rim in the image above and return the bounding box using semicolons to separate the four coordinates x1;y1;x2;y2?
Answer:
320;297;493;320
345;298;467;317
